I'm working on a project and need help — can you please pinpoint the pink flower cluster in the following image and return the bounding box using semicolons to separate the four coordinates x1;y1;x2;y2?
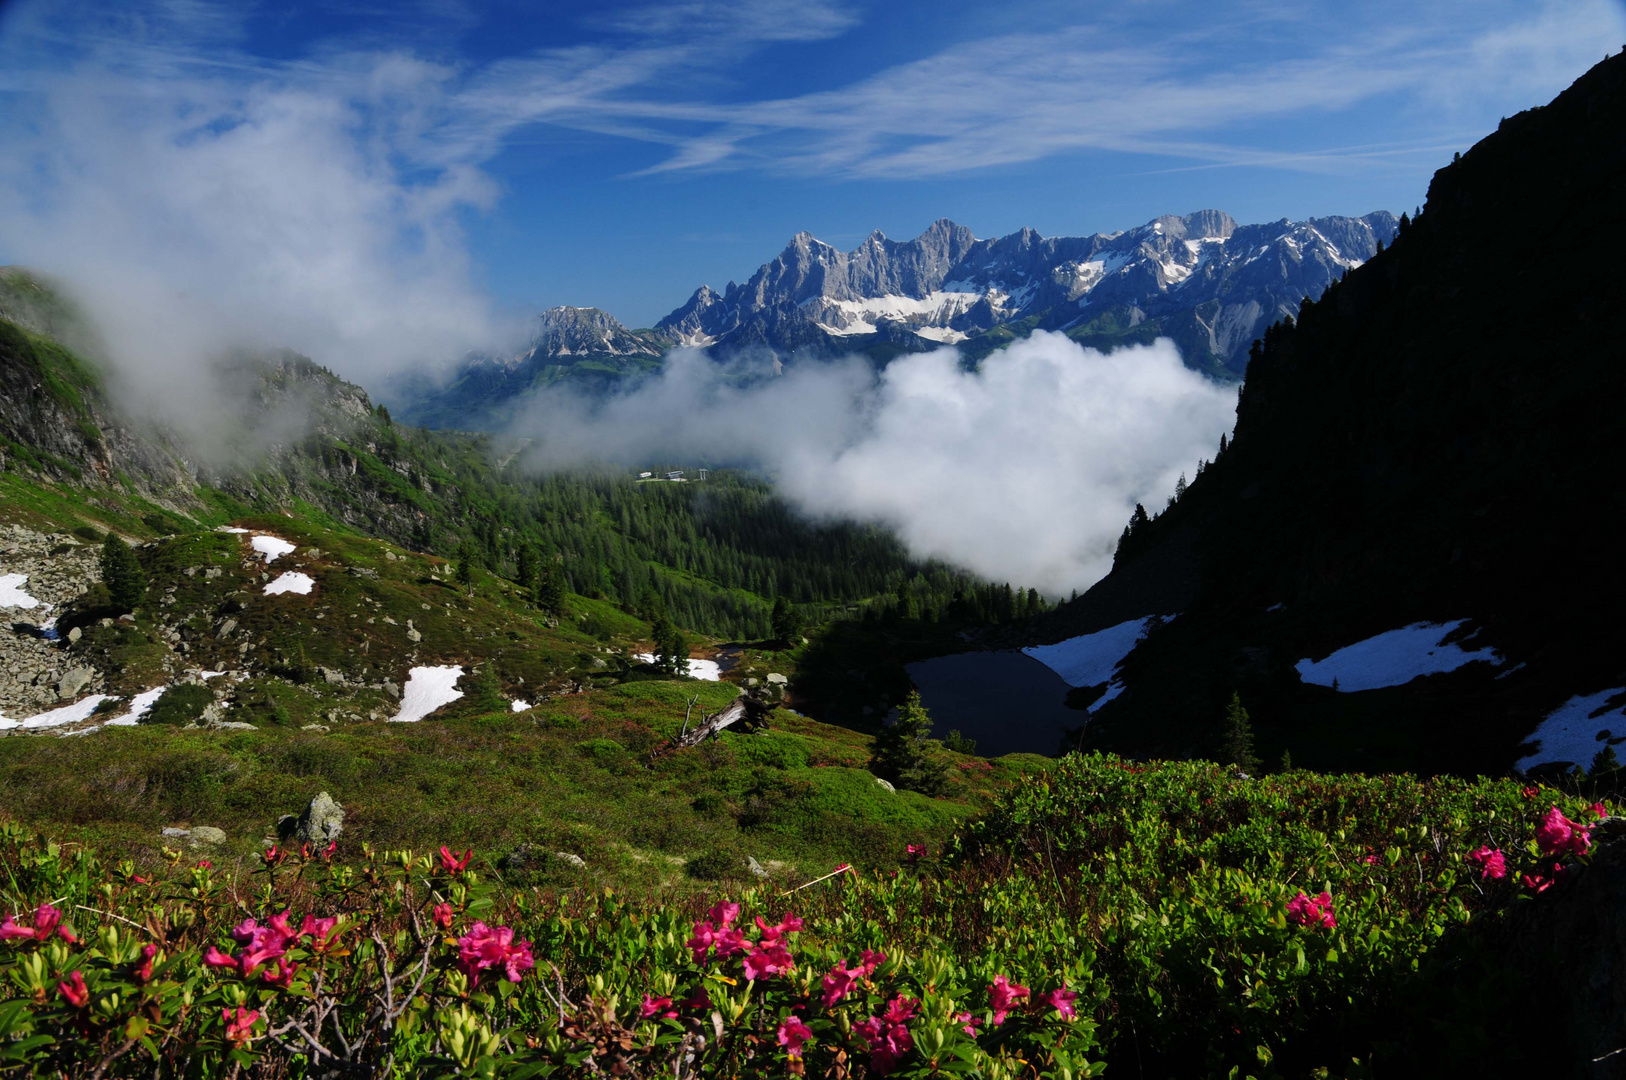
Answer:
58;970;89;1008
223;1006;259;1046
456;923;535;984
820;949;887;1007
855;994;917;1074
1535;807;1591;858
203;910;339;987
989;974;1029;1026
1286;891;1337;930
1466;846;1507;880
687;903;802;981
0;903;77;945
777;1013;813;1058
439;846;473;873
687;902;747;964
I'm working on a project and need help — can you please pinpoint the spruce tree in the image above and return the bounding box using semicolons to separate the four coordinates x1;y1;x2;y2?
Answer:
869;691;948;796
770;595;803;645
535;563;566;615
516;544;538;596
99;533;147;613
1221;692;1260;775
455;537;478;595
650;613;688;677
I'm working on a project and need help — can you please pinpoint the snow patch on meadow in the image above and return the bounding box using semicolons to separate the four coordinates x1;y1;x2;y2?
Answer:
106;686;166;727
265;571;315;596
634;655;722;681
389;666;465;723
510;699;530;713
0;573;41;609
250;535;297;562
1515;688;1626;772
0;695;113;731
1295;621;1502;692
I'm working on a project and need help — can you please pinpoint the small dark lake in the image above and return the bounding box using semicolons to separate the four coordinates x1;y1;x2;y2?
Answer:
905;650;1082;758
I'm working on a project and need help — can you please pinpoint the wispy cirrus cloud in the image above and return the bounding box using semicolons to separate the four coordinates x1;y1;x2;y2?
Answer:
0;0;1618;409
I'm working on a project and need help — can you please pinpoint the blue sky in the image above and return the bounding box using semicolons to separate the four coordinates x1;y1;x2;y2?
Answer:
1;0;1622;366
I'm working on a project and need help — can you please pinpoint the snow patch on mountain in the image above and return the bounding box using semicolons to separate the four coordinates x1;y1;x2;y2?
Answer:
389;665;465;723
0;573;40;609
1023;616;1168;690
1515;688;1626;772
1295;621;1503;692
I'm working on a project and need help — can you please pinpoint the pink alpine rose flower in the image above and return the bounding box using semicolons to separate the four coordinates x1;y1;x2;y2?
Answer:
956;1011;981;1036
988;974;1030;1026
754;913;803;940
1286;891;1337;929
707;901;740;927
821;962;860;1007
777;1013;813;1058
859;949;887;975
438;846;473;873
1;903;76;944
742;939;795;980
58;971;89;1008
433;903;456;930
1466;846;1507;880
640;994;678;1020
1536;807;1591;857
456;922;536;983
134;944;157;983
884;995;919;1025
223;1006;259;1046
1047;986;1079;1020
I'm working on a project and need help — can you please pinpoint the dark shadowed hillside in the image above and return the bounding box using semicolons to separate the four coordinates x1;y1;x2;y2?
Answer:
1042;52;1626;776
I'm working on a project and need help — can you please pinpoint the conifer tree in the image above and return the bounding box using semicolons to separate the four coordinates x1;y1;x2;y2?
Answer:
455;537;478;595
1221;692;1260;775
535;562;566;615
99;533;147;613
516;544;538;595
1591;744;1619;776
650;613;688;677
870;691;948;796
467;663;504;713
770;595;803;645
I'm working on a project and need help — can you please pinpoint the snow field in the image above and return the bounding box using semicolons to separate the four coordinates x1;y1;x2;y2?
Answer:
250;535;297;562
265;572;315;596
389;666;465;723
634;654;721;681
106;687;167;727
0;573;41;608
0;695;113;731
510;699;530;713
1515;688;1626;772
1022;616;1163;688
1294;621;1502;692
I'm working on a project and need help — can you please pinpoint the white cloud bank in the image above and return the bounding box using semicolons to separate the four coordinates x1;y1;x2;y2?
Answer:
511;332;1235;594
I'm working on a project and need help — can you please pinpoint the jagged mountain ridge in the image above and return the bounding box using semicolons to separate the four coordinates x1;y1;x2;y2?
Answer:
391;208;1395;432
655;209;1397;372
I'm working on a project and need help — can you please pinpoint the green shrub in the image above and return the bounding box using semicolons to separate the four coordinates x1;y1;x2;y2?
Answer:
685;847;744;880
140;682;214;726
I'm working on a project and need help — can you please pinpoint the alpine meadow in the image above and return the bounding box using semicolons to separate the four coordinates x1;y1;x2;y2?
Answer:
0;2;1624;1077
